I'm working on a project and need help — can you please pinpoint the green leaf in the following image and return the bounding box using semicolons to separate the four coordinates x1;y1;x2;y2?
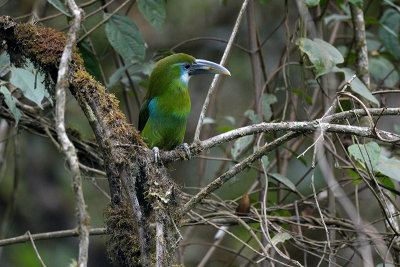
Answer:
297;38;344;77
337;99;352;112
153;49;174;61
369;57;399;87
292;88;312;105
348;142;381;171
10;67;47;108
104;13;146;61
137;0;166;31
0;51;10;77
378;176;397;197
261;155;269;169
217;125;235;133
0;86;21;125
366;39;381;52
244;110;260;124
303;0;320;7
269;173;298;193
78;40;104;84
231;135;253;160
365;17;381;25
324;14;351;26
202;117;216;125
377;155;400;182
265;232;292;249
136;60;156;76
347;169;360;178
262;93;277;121
379;9;400;59
348;0;363;8
334;67;379;106
109;59;155;87
377;263;395;267
394;124;400;135
46;0;71;17
383;0;400;12
352;178;362;185
336;45;348;58
108;62;136;88
224;116;236;125
285;146;307;166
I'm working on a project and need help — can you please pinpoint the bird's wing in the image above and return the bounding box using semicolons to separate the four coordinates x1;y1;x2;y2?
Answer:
138;98;150;132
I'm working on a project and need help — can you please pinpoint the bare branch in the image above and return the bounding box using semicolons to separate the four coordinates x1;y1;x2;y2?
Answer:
350;4;370;87
162;108;400;163
77;0;131;43
0;228;106;247
155;213;165;267
53;1;89;266
27;231;47;267
183;132;300;213
194;0;249;142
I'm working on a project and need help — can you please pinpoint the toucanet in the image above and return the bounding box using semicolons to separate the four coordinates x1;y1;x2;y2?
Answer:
139;53;230;160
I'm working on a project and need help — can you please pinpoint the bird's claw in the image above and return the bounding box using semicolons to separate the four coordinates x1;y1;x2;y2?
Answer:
182;143;191;160
153;147;160;163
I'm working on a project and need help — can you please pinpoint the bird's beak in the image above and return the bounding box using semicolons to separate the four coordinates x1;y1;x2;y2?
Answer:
189;59;231;76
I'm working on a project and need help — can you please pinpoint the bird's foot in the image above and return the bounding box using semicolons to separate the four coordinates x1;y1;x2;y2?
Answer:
181;143;191;160
152;146;160;163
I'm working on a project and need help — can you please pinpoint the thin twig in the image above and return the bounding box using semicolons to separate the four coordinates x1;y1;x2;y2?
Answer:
27;231;46;267
194;0;249;142
183;132;300;213
77;0;131;43
310;130;331;261
0;228;106;247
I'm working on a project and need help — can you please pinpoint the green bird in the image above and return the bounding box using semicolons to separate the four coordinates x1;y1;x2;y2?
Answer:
139;53;230;160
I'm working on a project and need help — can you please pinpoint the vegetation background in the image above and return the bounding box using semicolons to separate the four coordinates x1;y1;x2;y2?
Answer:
0;0;400;266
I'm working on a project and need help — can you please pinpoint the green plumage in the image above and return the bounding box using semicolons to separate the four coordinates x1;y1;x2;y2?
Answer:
139;53;230;150
139;54;195;150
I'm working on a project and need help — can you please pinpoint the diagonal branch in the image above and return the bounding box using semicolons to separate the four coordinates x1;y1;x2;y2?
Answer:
194;0;249;142
183;132;300;213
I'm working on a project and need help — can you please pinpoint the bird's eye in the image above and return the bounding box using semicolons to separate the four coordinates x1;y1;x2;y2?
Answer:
184;64;190;69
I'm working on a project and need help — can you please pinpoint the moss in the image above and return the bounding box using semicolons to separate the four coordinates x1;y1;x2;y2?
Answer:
104;202;145;266
14;23;83;67
1;17;183;266
71;67;146;150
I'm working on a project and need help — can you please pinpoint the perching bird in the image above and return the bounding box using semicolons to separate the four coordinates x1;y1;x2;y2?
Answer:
139;53;230;160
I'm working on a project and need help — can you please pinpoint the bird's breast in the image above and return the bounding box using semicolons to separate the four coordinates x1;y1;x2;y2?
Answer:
148;97;190;126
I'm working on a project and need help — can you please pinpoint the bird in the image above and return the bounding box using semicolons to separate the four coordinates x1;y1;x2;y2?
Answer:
139;53;230;161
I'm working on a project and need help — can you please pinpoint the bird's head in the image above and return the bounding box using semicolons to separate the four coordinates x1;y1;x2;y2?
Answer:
149;53;230;91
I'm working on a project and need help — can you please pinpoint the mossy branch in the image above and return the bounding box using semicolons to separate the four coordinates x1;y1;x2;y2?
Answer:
0;16;178;266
